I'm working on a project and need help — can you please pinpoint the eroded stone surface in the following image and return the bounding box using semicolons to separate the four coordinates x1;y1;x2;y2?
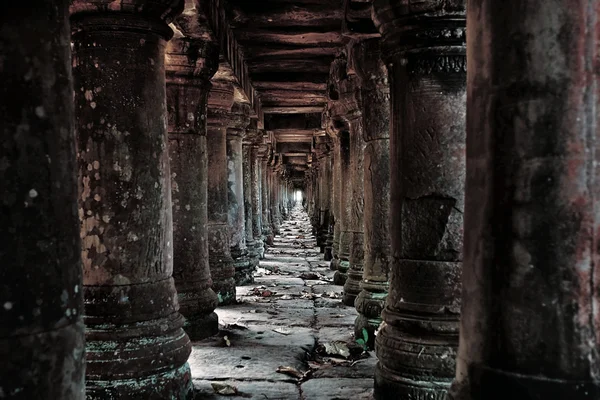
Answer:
189;204;374;399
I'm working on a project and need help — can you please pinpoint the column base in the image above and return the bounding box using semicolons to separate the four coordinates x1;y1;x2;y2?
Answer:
233;256;254;286
448;365;600;400
183;312;219;341
354;314;380;350
212;276;237;306
330;257;340;271
86;363;194;400
324;246;333;261
342;267;363;306
374;362;451;400
333;260;349;285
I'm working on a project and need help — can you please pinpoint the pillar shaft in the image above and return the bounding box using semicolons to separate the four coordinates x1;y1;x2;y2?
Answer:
226;106;252;285
166;36;219;340
451;1;600;398
372;0;466;398
343;114;366;306
242;138;261;267
331;137;342;270
207;81;237;305
261;156;273;243
270;167;281;234
335;131;352;285
71;2;193;397
1;2;85;397
353;39;391;349
251;144;265;258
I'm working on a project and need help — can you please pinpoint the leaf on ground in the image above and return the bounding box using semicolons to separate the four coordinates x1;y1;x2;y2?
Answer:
298;272;319;280
223;335;231;347
276;366;304;379
323;341;351;358
273;327;292;335
211;383;238;395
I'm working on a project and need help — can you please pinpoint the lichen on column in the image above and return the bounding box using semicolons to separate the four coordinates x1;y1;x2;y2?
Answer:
71;1;194;397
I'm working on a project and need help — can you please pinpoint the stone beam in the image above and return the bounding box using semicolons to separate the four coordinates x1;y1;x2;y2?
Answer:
203;0;264;128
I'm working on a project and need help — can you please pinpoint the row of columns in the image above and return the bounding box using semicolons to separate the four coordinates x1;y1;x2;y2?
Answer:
304;0;600;399
4;0;600;398
0;1;297;398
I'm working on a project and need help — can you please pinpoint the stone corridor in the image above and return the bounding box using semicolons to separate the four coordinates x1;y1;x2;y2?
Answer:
190;204;374;399
4;0;600;399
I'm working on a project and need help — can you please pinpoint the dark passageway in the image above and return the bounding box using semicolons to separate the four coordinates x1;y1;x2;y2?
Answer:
3;0;600;399
190;203;374;399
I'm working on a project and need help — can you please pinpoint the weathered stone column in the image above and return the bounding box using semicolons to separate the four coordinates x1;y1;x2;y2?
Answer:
334;129;352;286
450;1;600;398
342;72;365;307
329;134;342;270
166;34;219;340
1;2;85;397
226;102;253;285
353;38;391;349
261;151;274;245
242;130;261;267
372;1;466;398
71;1;194;398
251;143;265;258
270;164;281;234
207;80;237;305
316;138;332;253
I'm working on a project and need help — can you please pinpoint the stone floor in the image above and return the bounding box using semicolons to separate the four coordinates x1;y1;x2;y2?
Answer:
189;204;375;399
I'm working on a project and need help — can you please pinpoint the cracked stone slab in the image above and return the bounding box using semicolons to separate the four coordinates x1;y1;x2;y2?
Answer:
193;380;301;399
315;306;357;327
300;378;374;400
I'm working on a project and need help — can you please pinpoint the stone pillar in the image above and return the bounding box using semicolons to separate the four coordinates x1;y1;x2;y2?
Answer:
261;152;274;245
270;165;281;234
251;143;265;258
71;1;194;398
226;102;253;285
450;1;600;398
242;132;261;267
329;135;342;270
166;35;219;340
342;73;365;306
353;39;391;349
207;80;237;305
335;130;352;286
372;1;466;398
324;144;335;261
0;2;85;397
316;138;332;253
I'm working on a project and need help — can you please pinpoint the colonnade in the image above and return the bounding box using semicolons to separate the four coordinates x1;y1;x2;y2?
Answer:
3;0;600;399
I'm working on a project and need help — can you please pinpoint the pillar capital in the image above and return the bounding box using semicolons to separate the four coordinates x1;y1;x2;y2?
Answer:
166;37;219;83
70;0;183;39
372;0;466;65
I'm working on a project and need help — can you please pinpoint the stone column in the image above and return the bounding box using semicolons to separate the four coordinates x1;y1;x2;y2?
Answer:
270;164;281;234
335;130;352;286
207;80;237;305
450;1;600;398
316;138;332;253
251;143;265;258
226;102;253;285
353;38;391;349
242;132;261;267
71;1;194;398
0;2;85;397
261;151;274;245
166;35;219;340
324;145;335;261
342;74;366;306
329;135;342;270
372;1;466;398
